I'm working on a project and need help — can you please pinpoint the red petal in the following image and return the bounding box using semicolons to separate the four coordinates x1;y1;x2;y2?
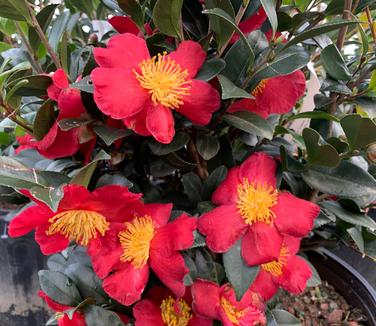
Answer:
123;109;151;136
212;166;240;206
189;316;213;326
57;88;86;119
47;83;62;102
241;223;283;265
133;299;165;326
94;33;149;69
274;192;320;237
250;269;278;300
167;41;206;78
103;263;149;305
57;184;92;211
284;235;302;256
151;214;196;251
149;249;188;297
178;80;220;125
8;205;51;237
239;152;277;187
231;7;267;43
51;69;69;89
191;279;220;320
109;16;140;35
129;202;173;228
92;67;149;119
91;246;123;278
35;225;70;255
60;312;86;326
227;98;268;119
146;102;175;144
275;255;312;295
198;204;247;253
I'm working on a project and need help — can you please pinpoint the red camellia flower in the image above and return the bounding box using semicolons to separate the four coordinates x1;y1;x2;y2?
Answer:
109;16;153;36
91;33;220;143
133;286;211;326
39;291;130;326
198;152;320;265
191;279;266;326
16;69;96;160
250;236;312;300
39;291;86;326
8;185;141;255
89;201;197;305
227;70;306;118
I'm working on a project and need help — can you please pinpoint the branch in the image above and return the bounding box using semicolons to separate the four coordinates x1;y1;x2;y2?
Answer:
187;139;209;180
366;7;376;47
336;0;353;50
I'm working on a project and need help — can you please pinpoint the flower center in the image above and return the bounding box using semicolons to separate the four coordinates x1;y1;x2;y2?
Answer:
118;216;155;268
46;210;109;246
220;297;245;325
251;80;268;97
236;178;278;225
134;52;192;109
160;296;192;326
261;246;289;276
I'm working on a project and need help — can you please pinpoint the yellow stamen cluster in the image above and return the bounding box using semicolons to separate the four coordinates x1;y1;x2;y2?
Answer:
118;216;155;268
236;178;278;225
134;52;191;109
220;297;245;325
46;210;109;246
160;296;192;326
251;80;268;97
261;246;289;276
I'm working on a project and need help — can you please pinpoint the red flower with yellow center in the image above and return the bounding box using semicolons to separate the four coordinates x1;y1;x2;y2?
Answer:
133;286;211;326
250;236;312;300
39;291;130;326
227;70;306;118
91;33;220;144
17;69;96;160
191;280;266;326
198;152;320;265
89;201;197;306
8;185;141;255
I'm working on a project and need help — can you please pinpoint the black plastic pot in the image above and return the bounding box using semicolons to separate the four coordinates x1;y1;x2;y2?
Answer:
308;248;376;326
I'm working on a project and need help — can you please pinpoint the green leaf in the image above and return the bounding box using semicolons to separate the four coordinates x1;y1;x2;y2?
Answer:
267;309;301;326
196;134;220;160
48;11;71;52
223;111;274;139
11;75;52;96
196;58;226;81
302;160;376;207
83;306;125;326
203;7;254;62
70;150;110;187
71;76;94;93
28;4;58;52
204;0;236;49
202;165;227;200
38;270;82;306
347;226;364;253
148;132;190;155
274;126;306;149
281;19;357;51
368;70;376;92
288;111;340;122
340;114;376;151
321;201;376;230
0;0;32;24
29;184;65;212
182;172;202;205
152;0;184;38
304;258;321;287
260;0;277;37
218;74;253;99
321;44;351;81
58;118;92;131
118;0;144;27
303;128;340;167
33;100;56;140
0;41;11;52
93;125;131;146
223;240;260;300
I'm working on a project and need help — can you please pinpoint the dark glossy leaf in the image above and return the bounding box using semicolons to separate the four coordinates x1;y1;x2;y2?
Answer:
280;146;305;172
12;75;52;96
100;0;124;12
267;309;301;326
152;0;184;38
196;134;220;160
321;201;376;230
340;114;376;151
196;58;226;81
33;100;56;141
182;172;202;205
83;306;125;326
0;0;32;23
38;270;82;306
347;227;364;253
182;0;209;39
202;165;227;200
302;160;376;207
71;76;94;93
218;74;253;99
118;0;144;27
93;125;132;146
288;111;339;122
223;111;274;139
303;128;340;167
58;118;92;131
260;0;277;37
321;44;351;81
148;132;190;155
223;239;260;300
48;11;71;52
